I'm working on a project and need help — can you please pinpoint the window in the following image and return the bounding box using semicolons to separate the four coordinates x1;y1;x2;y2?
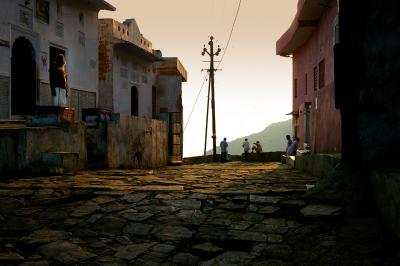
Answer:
333;15;340;44
120;68;128;78
78;31;85;47
294;79;298;98
319;59;325;89
55;22;64;38
313;67;318;91
19;6;33;29
305;73;308;95
36;0;50;24
79;12;84;26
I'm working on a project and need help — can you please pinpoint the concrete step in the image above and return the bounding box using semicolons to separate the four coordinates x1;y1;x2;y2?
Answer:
0;120;27;128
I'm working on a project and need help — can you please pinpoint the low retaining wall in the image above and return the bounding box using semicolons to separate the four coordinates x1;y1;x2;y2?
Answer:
295;154;341;178
0;123;87;174
184;151;284;164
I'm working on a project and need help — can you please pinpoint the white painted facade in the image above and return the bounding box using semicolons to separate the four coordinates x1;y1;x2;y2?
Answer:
112;50;156;118
0;0;114;119
98;19;159;119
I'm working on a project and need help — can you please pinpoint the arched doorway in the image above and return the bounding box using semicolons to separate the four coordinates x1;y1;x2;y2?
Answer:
131;86;138;116
11;37;37;115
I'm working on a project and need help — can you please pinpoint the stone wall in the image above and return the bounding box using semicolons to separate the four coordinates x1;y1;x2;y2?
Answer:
106;114;168;169
0;123;87;174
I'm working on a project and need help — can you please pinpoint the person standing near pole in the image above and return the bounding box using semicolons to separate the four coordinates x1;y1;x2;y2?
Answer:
220;138;228;163
242;138;250;161
285;135;293;154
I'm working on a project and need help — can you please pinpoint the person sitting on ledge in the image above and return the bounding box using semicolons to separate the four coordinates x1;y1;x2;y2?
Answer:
251;141;263;154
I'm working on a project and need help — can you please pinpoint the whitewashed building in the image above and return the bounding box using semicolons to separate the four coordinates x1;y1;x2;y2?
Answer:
98;18;187;163
0;0;115;119
98;18;160;118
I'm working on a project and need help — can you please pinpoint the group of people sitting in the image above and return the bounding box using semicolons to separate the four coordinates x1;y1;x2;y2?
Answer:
241;138;263;161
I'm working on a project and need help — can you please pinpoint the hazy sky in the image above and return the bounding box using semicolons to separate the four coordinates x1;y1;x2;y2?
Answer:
100;1;297;157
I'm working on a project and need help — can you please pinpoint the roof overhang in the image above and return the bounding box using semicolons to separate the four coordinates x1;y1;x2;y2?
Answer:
114;42;161;62
85;0;116;11
276;0;330;56
157;57;188;82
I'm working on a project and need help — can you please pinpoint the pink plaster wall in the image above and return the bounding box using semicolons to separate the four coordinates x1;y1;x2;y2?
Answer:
291;0;341;153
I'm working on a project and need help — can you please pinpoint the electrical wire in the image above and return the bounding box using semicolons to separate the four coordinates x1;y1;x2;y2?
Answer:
217;0;243;68
183;75;208;133
183;0;243;135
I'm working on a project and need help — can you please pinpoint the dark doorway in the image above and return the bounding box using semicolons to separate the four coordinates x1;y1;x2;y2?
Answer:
152;86;157;119
11;37;37;115
131;86;138;116
49;46;66;69
305;109;311;144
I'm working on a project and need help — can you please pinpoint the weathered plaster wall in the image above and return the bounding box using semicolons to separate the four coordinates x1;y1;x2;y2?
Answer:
156;75;183;117
0;76;10;119
0;123;87;174
24;123;87;170
106;114;168;169
98;19;114;111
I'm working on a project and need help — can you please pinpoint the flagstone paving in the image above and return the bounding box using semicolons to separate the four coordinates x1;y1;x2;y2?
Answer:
0;162;399;265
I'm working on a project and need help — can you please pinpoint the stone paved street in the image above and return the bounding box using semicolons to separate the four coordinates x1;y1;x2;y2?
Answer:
0;162;399;265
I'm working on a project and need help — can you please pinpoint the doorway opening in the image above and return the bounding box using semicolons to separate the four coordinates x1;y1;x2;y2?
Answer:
49;46;66;69
11;37;37;115
131;86;138;116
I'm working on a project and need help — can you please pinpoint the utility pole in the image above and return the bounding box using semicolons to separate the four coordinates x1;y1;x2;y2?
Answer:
204;77;211;161
202;36;221;162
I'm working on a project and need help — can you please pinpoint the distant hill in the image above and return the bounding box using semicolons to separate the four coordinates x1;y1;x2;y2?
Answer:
207;119;292;155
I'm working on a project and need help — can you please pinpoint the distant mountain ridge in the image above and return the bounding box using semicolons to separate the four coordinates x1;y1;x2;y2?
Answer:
207;119;292;155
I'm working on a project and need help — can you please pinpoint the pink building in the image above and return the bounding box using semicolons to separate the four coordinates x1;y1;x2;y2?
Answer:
276;0;341;154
